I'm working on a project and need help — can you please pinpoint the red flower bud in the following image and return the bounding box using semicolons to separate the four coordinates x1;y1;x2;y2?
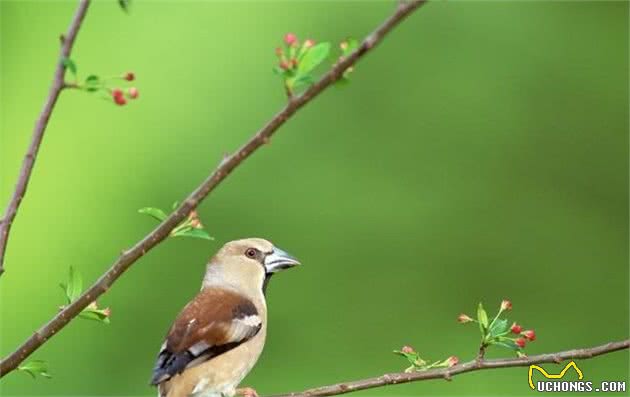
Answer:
279;60;289;70
112;89;126;105
523;330;536;341
501;299;512;311
457;313;473;323
304;39;315;48
447;356;459;367
128;87;139;99
510;322;522;334
284;33;297;46
275;47;283;57
124;72;135;81
515;338;526;348
401;345;415;354
290;58;298;68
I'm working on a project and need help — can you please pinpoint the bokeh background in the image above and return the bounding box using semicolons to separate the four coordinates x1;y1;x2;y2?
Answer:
1;1;628;396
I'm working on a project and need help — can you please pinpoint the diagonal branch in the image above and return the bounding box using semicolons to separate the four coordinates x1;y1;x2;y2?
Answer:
268;340;630;397
0;0;91;277
0;0;427;377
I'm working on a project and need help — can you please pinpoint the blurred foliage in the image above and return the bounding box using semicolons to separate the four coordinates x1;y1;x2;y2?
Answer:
0;1;628;396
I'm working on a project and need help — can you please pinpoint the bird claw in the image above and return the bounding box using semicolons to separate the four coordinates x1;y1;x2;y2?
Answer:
236;387;258;397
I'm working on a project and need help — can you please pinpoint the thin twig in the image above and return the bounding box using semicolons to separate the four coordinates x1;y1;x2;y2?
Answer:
476;342;487;362
0;0;427;377
267;340;629;397
0;0;91;277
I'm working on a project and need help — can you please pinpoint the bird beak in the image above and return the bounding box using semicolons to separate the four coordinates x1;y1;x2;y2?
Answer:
264;246;300;273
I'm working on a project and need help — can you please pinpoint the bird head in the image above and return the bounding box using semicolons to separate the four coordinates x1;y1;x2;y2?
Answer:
203;238;300;294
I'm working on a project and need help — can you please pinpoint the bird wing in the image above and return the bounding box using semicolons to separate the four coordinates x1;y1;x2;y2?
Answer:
150;288;262;385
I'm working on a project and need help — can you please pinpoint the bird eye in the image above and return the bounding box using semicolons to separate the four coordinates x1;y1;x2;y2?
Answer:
245;248;257;258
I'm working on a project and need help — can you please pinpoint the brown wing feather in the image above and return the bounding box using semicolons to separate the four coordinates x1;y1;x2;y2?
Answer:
150;288;262;385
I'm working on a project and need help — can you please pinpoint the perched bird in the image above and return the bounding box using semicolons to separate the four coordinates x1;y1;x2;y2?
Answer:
150;238;300;397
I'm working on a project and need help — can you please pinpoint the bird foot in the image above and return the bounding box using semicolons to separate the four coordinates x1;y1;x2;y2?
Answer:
236;387;258;397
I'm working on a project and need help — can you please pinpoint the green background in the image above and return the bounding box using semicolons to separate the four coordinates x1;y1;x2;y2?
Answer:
1;1;628;396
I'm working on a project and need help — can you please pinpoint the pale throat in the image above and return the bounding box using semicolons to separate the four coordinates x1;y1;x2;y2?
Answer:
201;263;266;304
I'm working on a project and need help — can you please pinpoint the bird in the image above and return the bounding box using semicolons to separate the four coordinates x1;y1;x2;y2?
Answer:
150;238;300;397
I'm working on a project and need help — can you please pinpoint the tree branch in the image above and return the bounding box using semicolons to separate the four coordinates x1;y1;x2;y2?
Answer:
268;340;629;397
0;0;427;377
0;0;91;277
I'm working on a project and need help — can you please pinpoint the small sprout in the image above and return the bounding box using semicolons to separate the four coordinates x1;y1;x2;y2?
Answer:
64;68;139;106
510;322;522;334
274;33;331;96
458;299;536;357
523;329;536;341
139;204;214;240
79;303;112;324
18;359;51;379
59;267;110;324
457;313;473;323
128;87;139;99
394;348;460;372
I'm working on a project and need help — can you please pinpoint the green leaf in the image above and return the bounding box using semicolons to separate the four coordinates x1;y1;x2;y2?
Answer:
61;57;77;76
84;75;100;92
174;228;214;240
79;308;111;324
63;266;83;303
297;42;330;76
138;207;168;222
18;360;52;379
171;201;179;210
494;339;520;351
393;350;419;366
489;318;509;338
292;74;315;90
477;302;489;331
118;0;131;13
